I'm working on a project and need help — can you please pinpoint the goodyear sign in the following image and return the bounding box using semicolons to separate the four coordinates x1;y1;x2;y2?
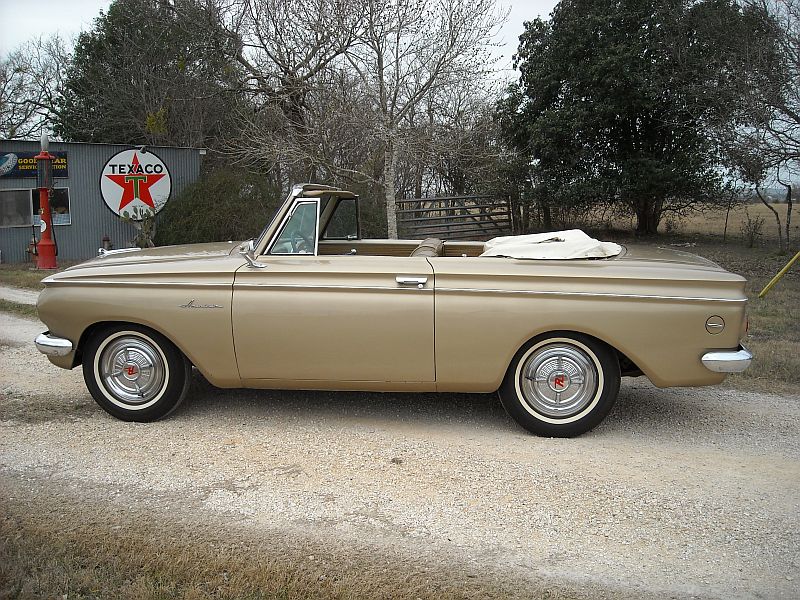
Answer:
0;151;69;178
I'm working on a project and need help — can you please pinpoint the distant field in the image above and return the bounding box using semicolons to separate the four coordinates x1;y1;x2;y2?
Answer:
670;202;797;243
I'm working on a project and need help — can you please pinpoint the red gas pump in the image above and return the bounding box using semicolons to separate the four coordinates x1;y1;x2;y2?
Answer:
35;133;57;269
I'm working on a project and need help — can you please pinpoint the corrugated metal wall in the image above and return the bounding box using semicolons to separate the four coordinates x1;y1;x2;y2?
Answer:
0;140;202;263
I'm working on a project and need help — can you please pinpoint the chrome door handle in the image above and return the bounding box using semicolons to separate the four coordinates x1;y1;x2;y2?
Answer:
396;276;428;288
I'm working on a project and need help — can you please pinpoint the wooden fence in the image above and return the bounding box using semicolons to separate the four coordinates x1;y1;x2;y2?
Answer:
395;194;513;240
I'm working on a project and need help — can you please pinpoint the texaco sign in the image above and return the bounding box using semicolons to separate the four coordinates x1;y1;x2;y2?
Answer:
100;149;171;219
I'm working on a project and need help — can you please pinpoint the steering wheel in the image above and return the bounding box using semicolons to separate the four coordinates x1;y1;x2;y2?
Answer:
291;232;313;254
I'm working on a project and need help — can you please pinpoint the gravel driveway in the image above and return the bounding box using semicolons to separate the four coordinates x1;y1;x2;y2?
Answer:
1;311;798;599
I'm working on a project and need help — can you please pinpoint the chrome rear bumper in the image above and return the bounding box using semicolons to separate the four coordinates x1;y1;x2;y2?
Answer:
35;332;73;357
701;345;752;373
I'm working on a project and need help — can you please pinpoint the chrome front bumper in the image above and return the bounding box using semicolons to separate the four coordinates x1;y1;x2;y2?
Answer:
35;332;73;357
701;345;753;373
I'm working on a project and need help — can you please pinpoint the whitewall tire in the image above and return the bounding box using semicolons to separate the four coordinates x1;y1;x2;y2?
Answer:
498;332;620;437
82;324;191;422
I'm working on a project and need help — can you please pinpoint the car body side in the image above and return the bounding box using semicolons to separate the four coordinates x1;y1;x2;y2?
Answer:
36;240;747;393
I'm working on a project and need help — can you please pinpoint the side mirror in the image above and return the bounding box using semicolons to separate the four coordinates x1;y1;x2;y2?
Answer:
239;240;266;269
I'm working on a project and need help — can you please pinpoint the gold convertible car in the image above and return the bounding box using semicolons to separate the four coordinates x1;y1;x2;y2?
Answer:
35;184;752;436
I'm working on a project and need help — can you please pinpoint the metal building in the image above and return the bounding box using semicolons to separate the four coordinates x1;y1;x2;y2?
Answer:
0;140;202;263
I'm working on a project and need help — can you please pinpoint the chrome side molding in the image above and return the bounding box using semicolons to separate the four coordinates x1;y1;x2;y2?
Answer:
35;332;73;357
701;345;753;373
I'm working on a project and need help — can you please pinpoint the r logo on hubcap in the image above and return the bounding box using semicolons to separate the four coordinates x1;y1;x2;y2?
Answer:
548;371;570;392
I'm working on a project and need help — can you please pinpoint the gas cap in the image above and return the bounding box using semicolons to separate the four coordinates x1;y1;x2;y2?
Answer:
705;315;725;334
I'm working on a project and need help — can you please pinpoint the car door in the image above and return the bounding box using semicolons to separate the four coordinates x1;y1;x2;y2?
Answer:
232;199;435;384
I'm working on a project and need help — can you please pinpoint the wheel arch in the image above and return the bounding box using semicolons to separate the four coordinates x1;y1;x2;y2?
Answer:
505;328;642;385
73;320;194;370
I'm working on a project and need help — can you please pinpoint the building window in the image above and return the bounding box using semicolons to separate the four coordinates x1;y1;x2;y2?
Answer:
0;188;71;227
0;189;32;227
33;188;72;226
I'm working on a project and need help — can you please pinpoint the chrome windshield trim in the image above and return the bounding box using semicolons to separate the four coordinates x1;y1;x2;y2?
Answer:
254;187;304;251
264;198;321;257
435;287;747;303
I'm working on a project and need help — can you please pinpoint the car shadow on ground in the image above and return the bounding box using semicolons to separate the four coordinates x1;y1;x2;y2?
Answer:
174;370;751;440
182;370;514;431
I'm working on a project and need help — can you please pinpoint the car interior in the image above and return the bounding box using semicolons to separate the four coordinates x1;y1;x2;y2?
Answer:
260;189;486;258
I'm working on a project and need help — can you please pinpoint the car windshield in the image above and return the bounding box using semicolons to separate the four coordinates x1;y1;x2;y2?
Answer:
253;202;284;251
270;201;318;254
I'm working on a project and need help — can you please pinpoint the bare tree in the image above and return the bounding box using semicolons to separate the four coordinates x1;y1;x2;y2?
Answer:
213;0;364;181
344;0;503;237
401;81;506;198
726;0;800;250
0;36;68;139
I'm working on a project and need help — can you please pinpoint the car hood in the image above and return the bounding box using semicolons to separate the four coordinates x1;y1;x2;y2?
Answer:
64;241;243;271
39;241;246;288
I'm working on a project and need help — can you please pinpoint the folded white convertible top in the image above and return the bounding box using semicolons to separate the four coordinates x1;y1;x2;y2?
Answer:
480;229;622;260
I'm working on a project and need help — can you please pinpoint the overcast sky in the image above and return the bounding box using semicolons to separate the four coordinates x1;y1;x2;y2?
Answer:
0;0;559;63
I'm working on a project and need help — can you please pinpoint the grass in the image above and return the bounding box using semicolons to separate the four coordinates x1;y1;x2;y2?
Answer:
672;201;797;242
0;261;78;290
0;263;48;290
0;298;38;320
0;492;578;600
593;202;797;242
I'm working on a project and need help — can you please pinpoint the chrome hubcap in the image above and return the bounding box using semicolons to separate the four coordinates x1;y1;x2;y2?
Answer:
521;343;598;418
100;336;166;405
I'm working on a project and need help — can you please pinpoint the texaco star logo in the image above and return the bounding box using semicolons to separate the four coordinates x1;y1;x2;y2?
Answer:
100;149;171;219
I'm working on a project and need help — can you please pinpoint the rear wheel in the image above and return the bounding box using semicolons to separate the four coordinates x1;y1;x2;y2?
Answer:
82;324;190;422
498;332;620;437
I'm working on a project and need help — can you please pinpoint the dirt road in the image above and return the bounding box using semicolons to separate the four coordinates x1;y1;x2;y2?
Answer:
1;311;798;599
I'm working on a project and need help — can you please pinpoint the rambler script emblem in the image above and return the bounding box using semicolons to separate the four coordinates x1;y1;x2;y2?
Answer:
100;149;171;220
179;299;223;309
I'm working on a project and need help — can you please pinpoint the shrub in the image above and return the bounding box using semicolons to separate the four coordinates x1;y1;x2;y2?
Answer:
155;169;283;246
740;209;765;248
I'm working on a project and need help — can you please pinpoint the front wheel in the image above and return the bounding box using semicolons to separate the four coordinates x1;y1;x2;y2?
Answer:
498;332;620;437
82;324;191;422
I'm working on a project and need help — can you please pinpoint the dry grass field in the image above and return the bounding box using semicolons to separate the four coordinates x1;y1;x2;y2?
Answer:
675;201;797;242
0;260;77;290
594;202;797;242
1;490;546;600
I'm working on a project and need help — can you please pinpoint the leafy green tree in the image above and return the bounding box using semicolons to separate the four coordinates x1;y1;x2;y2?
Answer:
500;0;780;235
55;0;240;147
